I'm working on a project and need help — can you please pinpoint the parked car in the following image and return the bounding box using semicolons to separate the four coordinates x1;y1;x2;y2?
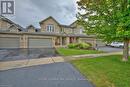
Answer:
109;42;124;48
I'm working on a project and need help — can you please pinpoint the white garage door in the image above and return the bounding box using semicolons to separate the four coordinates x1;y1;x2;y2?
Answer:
0;37;19;48
29;38;53;48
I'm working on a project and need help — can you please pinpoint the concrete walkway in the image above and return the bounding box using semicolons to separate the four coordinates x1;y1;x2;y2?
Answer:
63;52;123;61
0;52;123;71
0;57;64;71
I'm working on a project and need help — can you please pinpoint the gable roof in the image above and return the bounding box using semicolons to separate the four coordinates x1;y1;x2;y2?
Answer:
39;16;77;29
39;16;60;25
26;25;35;29
0;15;14;24
9;24;22;31
70;20;78;26
0;15;24;31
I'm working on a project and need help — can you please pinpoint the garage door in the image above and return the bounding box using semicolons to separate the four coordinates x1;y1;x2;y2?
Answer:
96;39;106;47
29;38;53;48
0;37;19;48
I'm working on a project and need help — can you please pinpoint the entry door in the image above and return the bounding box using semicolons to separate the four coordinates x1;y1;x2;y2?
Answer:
69;37;74;43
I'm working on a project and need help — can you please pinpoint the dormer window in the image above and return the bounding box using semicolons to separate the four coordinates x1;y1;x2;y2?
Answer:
46;24;55;32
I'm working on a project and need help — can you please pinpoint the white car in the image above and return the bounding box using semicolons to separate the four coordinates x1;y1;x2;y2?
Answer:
110;42;124;48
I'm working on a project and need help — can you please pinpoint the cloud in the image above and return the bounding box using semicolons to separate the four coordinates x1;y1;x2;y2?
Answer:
6;0;78;28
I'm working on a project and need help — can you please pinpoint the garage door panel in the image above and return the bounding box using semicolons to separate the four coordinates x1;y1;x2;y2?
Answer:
0;38;19;48
96;40;106;47
29;38;52;48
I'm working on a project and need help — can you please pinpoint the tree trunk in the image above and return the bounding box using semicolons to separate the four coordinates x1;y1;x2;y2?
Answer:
122;39;129;61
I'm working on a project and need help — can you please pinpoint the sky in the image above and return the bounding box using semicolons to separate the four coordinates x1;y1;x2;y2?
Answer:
6;0;78;28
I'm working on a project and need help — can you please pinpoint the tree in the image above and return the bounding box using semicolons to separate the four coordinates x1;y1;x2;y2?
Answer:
77;0;130;61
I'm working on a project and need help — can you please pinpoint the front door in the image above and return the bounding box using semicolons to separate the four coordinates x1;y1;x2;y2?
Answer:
69;37;75;43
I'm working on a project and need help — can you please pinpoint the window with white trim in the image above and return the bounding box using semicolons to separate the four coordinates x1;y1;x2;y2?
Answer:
46;24;55;32
80;28;83;34
61;28;64;33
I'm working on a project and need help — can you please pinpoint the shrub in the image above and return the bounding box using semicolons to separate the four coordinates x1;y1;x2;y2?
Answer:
68;43;78;49
78;43;90;49
68;43;91;49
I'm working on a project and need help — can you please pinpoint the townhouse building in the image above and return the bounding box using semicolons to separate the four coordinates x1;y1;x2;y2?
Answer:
0;16;105;48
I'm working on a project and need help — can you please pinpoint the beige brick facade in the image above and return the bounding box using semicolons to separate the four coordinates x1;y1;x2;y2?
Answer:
0;18;20;32
0;16;105;48
0;20;11;31
27;25;36;32
40;17;61;33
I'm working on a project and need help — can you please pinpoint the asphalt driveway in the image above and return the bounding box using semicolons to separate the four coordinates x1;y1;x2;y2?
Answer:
0;46;123;62
98;46;123;52
0;62;94;87
0;48;59;62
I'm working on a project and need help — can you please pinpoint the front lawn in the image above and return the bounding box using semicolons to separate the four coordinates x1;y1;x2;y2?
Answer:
56;48;103;56
71;55;130;87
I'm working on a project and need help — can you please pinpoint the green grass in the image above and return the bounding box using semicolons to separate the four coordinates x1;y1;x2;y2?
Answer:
56;48;103;56
71;55;130;87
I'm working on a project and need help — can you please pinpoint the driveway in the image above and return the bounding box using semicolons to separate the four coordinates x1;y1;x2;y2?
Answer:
0;47;123;62
98;46;123;52
0;62;94;87
0;48;59;62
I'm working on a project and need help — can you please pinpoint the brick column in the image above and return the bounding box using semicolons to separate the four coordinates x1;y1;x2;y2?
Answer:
66;37;70;46
20;35;24;48
76;37;80;43
20;35;28;48
52;37;56;47
25;35;28;48
60;37;62;47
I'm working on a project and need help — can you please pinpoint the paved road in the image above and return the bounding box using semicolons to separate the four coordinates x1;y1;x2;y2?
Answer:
0;63;94;87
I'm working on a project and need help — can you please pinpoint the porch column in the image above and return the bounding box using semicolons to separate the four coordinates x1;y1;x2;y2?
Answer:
74;37;77;43
60;37;62;47
66;37;70;46
76;37;80;43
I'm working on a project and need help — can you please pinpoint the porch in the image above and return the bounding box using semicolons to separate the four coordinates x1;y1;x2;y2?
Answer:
54;36;79;47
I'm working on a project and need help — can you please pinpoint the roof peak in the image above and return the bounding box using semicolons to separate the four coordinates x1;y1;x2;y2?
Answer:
39;16;60;25
0;15;24;30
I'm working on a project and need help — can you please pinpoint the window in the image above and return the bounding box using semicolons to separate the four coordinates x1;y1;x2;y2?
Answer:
70;29;73;33
46;24;55;32
80;29;83;34
61;28;64;33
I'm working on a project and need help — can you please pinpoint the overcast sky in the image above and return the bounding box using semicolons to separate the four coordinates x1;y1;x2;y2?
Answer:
6;0;78;28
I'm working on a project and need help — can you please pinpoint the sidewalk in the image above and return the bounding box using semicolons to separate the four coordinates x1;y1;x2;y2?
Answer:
63;52;123;61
